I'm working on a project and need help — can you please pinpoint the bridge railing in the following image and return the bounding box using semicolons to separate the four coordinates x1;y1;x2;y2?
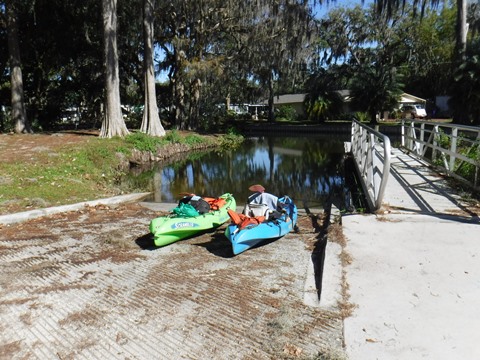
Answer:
351;119;391;211
401;120;480;191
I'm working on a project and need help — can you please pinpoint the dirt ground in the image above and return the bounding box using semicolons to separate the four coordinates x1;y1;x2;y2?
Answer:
0;131;100;163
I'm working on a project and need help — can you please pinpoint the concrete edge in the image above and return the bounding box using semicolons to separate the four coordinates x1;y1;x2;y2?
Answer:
138;201;177;212
320;205;344;309
0;192;152;225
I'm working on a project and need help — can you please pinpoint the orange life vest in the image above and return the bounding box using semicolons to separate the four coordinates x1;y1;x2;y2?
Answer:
227;209;266;229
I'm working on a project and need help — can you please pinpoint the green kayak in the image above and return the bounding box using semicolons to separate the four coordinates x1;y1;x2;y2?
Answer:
149;193;236;247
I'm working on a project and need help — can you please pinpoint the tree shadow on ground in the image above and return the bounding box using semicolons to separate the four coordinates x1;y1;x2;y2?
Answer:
303;201;329;302
193;231;235;258
194;227;291;258
136;228;223;251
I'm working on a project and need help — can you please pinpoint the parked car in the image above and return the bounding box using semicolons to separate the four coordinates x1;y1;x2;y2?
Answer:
400;104;427;119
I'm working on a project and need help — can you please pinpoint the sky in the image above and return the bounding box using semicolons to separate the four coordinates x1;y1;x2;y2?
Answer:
314;0;373;18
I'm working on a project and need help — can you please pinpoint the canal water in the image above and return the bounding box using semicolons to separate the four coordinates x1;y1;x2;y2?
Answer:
135;134;355;211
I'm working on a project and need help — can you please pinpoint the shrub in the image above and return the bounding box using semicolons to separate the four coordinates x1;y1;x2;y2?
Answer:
353;112;370;122
455;145;480;183
164;129;183;143
220;133;244;148
125;132;165;152
184;134;205;146
276;105;298;121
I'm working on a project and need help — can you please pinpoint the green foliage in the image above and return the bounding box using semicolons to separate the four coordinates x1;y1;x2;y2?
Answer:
197;104;228;132
226;126;241;136
67;138;128;183
227;110;239;118
336;113;356;121
350;67;403;124
276;106;298;122
122;106;144;130
305;93;344;123
3;0;477;132
449;54;480;125
432;129;480;184
318;5;372;66
184;134;206;146
124;130;218;152
220;133;244;148
353;112;370;123
125;132;166;152
303;68;346;122
7;0;105;129
389;109;401;120
400;6;456;99
317;3;459;120
164;130;183;144
435;129;451;149
456;145;480;182
124;130;232;154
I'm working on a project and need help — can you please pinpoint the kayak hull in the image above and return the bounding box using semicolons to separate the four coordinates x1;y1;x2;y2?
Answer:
225;196;297;255
150;193;236;247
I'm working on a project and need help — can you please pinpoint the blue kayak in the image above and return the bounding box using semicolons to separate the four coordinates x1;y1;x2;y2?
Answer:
225;196;297;255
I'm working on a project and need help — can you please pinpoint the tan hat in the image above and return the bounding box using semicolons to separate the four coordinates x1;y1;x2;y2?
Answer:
248;184;265;193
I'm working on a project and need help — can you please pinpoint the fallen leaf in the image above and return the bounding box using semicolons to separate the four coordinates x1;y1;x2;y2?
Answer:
283;343;303;356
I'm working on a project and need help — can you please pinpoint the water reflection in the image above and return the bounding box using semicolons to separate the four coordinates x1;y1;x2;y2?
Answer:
142;135;349;209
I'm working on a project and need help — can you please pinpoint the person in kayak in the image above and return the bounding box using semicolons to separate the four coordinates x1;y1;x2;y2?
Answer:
245;184;284;219
227;184;284;229
247;184;278;210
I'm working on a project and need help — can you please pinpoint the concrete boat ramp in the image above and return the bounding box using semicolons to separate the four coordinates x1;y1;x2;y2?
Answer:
0;197;344;359
0;148;479;359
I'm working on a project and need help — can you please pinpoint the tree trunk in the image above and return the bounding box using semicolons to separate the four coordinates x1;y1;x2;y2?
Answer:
226;94;230;113
140;0;165;137
100;0;129;138
267;70;275;123
452;0;470;124
189;78;201;130
455;0;467;62
0;107;4;133
6;1;31;134
174;81;186;129
369;109;378;125
173;50;186;130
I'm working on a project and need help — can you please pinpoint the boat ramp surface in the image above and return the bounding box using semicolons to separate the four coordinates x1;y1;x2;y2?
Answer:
0;198;344;359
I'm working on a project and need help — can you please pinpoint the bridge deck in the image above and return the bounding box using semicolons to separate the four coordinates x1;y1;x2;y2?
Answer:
383;148;474;215
342;147;480;359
